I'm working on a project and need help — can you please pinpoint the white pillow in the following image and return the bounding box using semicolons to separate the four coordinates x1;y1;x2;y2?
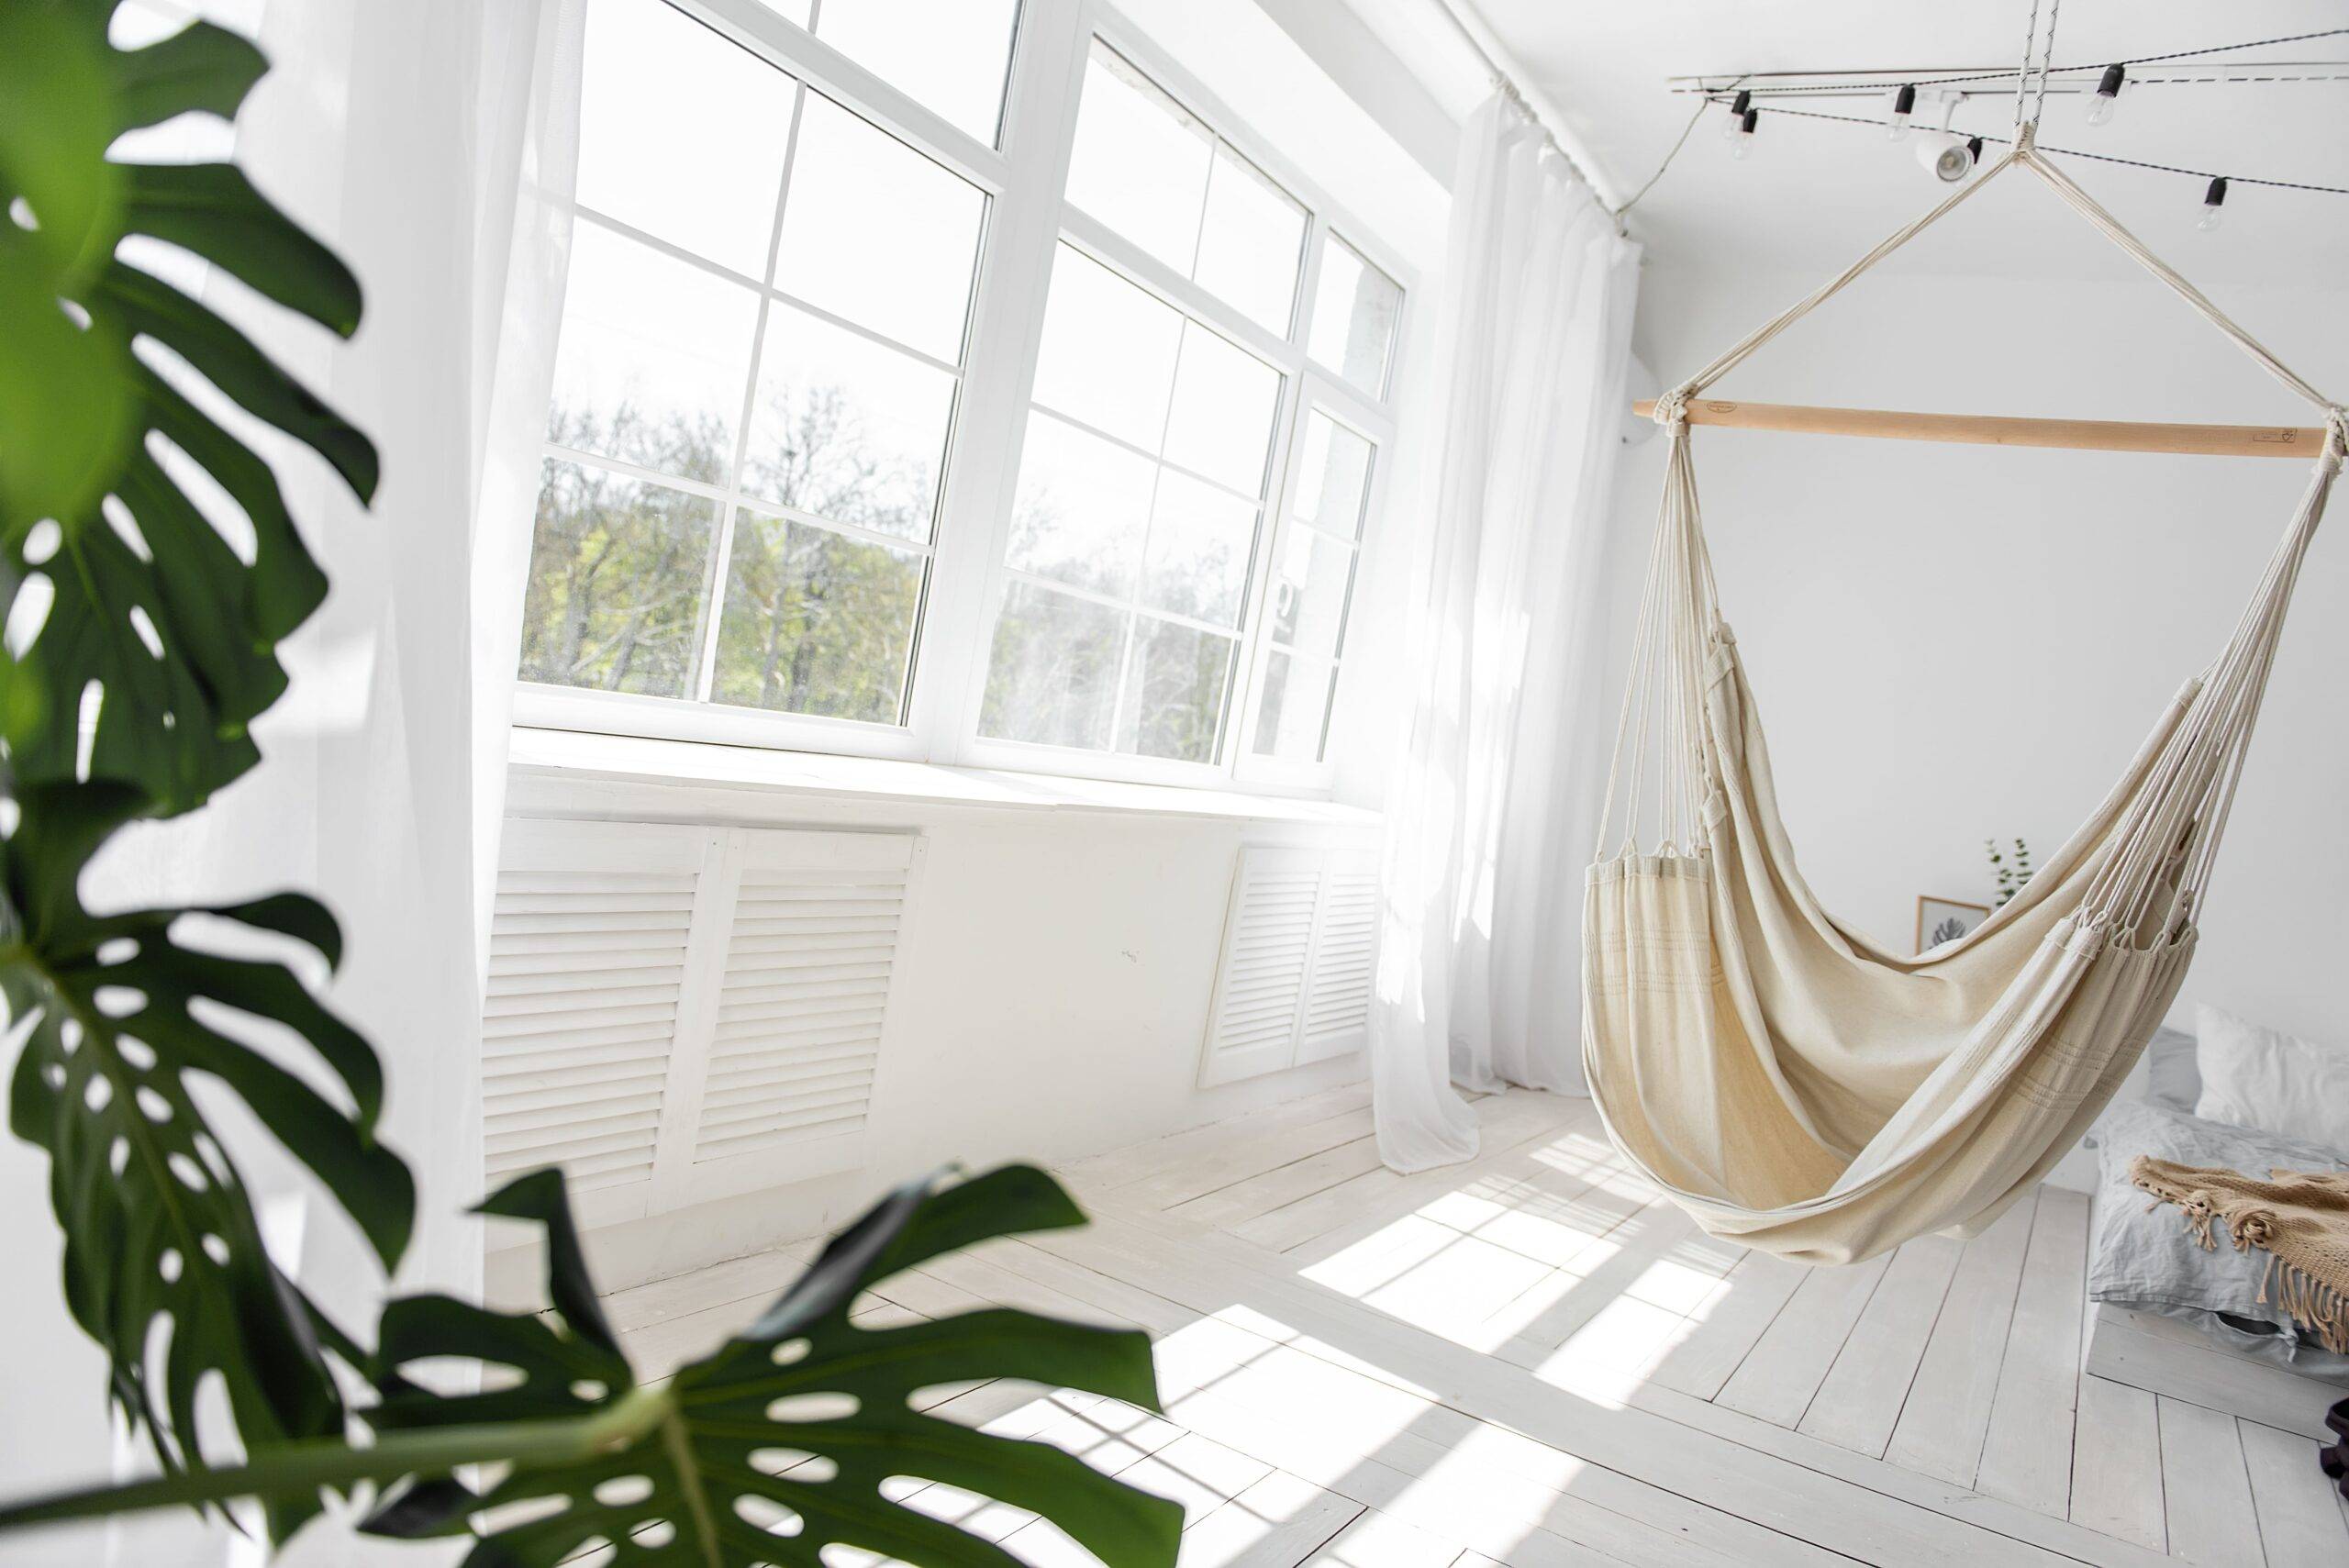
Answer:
2193;1003;2349;1158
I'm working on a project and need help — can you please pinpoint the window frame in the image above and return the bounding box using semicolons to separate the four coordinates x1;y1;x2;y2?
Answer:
511;0;1416;797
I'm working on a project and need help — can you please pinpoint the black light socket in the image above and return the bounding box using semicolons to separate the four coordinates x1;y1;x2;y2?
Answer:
1729;88;1752;117
2096;63;2127;100
1966;136;1985;161
1742;107;1759;135
1893;83;1917;117
2205;176;2229;208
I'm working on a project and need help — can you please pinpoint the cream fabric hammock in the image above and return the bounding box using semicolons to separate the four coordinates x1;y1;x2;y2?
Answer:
1583;128;2348;1266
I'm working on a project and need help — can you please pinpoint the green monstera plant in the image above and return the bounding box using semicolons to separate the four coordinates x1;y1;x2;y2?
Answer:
0;4;1181;1562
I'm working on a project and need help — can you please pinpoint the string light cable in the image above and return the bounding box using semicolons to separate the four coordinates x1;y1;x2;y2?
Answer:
1674;27;2349;100
1700;99;2349;200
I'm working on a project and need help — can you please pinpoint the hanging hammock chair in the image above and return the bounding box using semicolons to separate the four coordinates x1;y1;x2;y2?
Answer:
1583;125;2348;1266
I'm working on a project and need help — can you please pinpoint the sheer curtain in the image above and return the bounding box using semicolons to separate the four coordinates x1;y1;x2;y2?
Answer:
1369;91;1642;1173
0;2;582;1562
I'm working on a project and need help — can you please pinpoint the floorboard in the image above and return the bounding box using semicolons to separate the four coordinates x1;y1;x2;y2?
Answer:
603;1087;2348;1567
2070;1374;2165;1552
2155;1396;2264;1567
1976;1187;2090;1518
1883;1195;2036;1485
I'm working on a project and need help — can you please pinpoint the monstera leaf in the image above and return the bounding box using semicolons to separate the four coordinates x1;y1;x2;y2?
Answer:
0;0;372;817
0;1165;1186;1567
0;0;404;1521
2;779;413;1522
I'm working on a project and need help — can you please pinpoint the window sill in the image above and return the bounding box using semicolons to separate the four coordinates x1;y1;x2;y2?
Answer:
507;726;1383;828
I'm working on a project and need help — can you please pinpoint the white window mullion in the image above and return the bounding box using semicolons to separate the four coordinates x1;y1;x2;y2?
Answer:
915;0;1091;767
679;0;1013;192
1227;363;1308;774
693;82;810;703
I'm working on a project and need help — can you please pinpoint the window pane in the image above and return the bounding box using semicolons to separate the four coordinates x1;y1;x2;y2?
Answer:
1268;524;1353;658
1194;145;1305;335
1065;42;1211;273
774;93;985;363
1141;471;1254;628
812;0;1019;145
711;511;922;721
1251;650;1335;762
1008;413;1154;598
1308;235;1401;397
741;306;954;541
1162;322;1280;495
1293;410;1375;539
1030;246;1181;453
1119;616;1232;762
519;460;718;697
577;0;793;278
548;222;760;485
981;581;1127;750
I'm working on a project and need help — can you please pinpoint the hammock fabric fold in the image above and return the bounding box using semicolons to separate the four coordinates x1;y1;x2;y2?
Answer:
1583;128;2348;1265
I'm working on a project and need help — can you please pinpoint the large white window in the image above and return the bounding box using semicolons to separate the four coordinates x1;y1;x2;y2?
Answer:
514;0;1409;793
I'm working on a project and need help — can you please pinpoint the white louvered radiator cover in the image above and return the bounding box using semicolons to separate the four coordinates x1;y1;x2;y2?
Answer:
484;819;919;1229
1198;844;1379;1087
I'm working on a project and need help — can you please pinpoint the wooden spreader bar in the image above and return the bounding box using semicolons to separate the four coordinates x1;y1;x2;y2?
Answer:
1632;398;2331;459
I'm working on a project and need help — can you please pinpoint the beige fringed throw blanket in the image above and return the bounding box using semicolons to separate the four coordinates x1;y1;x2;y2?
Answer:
2131;1156;2349;1354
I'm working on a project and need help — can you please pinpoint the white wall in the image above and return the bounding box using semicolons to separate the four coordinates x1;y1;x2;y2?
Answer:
488;767;1376;1297
1610;255;2348;1049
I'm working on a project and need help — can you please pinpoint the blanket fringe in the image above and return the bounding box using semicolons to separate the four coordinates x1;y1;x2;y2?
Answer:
2132;1165;2349;1355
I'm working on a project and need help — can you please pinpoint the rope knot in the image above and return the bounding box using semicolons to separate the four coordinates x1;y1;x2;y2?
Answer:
2014;120;2037;153
1653;387;1692;429
2323;406;2347;466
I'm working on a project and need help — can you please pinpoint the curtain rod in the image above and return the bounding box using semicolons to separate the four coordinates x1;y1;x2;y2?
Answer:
1632;398;2333;459
1426;0;1628;224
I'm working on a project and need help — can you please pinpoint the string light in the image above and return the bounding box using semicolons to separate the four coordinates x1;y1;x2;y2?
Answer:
1885;83;1918;140
1720;88;1752;140
2199;176;2228;231
2085;63;2127;126
1698;95;2349;222
1730;106;1758;160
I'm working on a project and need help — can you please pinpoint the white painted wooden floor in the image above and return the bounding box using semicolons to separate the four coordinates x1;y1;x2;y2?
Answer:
600;1086;2349;1567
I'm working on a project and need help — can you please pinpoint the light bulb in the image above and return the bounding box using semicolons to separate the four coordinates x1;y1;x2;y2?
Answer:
2085;64;2125;128
1720;89;1752;140
1886;83;1916;141
1730;108;1758;160
2199;176;2228;232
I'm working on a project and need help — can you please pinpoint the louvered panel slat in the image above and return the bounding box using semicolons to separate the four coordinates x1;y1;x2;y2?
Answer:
695;1102;868;1163
1203;851;1317;1080
485;947;688;984
486;1109;663;1165
698;1074;875;1128
706;1024;885;1071
686;848;907;1169
1201;847;1381;1085
484;1061;671;1105
482;976;685;1017
704;1053;879;1100
483;999;678;1042
485;1034;674;1078
1299;862;1377;1060
710;1002;891;1048
481;829;698;1201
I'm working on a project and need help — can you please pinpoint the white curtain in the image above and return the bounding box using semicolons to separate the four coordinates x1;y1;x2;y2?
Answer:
1369;91;1642;1174
0;2;582;1562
